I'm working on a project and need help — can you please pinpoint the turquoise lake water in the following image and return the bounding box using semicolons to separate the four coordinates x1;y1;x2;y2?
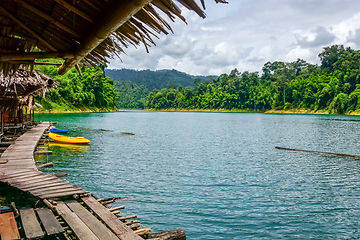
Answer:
32;112;360;239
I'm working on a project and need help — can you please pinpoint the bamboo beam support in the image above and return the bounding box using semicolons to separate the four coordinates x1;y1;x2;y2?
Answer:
37;162;54;169
57;0;152;75
118;215;137;221
53;0;95;23
34;62;63;66
0;52;73;61
110;206;125;212
0;4;57;51
15;0;81;38
148;229;186;240
1;60;62;66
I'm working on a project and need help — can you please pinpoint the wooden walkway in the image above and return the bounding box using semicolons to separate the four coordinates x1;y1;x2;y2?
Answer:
0;122;88;199
0;122;185;240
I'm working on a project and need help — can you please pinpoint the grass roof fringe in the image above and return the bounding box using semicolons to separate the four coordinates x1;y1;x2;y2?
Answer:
0;0;228;76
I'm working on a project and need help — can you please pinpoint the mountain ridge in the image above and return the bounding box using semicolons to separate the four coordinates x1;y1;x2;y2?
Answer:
105;68;214;91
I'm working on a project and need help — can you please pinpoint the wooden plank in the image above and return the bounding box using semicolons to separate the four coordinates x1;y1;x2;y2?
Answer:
8;175;57;185
0;212;20;240
31;185;83;194
12;177;62;188
20;208;45;239
11;175;58;186
31;186;84;197
38;189;88;199
1;169;34;175
1;152;34;157
57;202;99;240
82;196;143;240
0;162;34;167
21;180;69;191
65;200;119;240
0;172;40;180
36;208;64;236
0;170;34;179
0;155;34;160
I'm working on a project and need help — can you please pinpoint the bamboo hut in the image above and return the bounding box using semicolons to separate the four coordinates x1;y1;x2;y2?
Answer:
0;68;56;132
0;0;228;77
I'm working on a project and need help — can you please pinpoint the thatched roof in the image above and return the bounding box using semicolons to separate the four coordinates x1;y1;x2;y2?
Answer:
0;68;57;98
0;0;228;76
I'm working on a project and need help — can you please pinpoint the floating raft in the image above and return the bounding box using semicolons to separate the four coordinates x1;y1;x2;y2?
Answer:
0;122;88;199
275;146;360;159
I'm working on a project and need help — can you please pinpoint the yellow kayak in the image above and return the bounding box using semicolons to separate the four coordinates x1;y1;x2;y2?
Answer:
48;132;90;144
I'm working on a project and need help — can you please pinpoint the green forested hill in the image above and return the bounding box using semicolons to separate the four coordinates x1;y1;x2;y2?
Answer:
35;62;119;112
105;68;210;91
114;81;149;109
146;45;360;115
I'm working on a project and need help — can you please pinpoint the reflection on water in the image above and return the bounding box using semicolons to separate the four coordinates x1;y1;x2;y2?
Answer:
48;142;90;151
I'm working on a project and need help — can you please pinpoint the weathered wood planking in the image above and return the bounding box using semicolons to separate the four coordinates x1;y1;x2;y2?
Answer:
0;212;20;240
57;202;99;240
65;200;119;240
20;208;45;239
21;180;73;191
38;189;88;199
36;208;64;236
82;196;143;240
0;122;88;199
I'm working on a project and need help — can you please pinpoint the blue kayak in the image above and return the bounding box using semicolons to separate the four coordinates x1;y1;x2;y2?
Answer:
49;128;68;133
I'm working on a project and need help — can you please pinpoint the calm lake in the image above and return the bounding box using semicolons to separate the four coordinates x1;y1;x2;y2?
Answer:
17;112;360;238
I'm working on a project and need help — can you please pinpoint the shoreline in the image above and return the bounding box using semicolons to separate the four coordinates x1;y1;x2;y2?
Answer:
35;108;118;114
144;108;360;116
36;108;360;116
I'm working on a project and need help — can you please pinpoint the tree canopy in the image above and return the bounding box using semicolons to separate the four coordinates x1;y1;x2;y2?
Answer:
146;45;360;114
35;62;119;112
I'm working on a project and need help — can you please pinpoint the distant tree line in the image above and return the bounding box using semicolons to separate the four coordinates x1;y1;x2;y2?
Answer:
146;45;360;114
114;81;149;109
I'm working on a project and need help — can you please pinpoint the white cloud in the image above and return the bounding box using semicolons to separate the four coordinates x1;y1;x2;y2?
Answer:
108;0;360;76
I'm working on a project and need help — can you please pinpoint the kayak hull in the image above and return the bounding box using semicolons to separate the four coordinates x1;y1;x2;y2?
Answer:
49;128;68;133
48;132;90;144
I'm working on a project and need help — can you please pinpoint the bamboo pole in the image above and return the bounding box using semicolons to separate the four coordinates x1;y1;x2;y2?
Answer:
0;4;57;51
1;60;62;66
110;206;125;212
275;146;360;159
148;229;186;240
53;0;95;23
15;0;81;38
118;215;137;221
0;52;73;61
37;162;53;169
57;0;152;75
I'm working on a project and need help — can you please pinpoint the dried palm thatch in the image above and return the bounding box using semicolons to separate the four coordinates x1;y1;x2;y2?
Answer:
0;0;228;76
0;67;57;112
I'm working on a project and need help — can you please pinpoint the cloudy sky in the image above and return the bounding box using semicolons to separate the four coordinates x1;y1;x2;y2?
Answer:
108;0;360;76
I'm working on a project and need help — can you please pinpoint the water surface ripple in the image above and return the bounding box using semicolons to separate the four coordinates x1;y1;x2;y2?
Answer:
35;112;360;239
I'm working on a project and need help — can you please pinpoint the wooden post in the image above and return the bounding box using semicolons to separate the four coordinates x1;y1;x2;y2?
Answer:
0;110;3;134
